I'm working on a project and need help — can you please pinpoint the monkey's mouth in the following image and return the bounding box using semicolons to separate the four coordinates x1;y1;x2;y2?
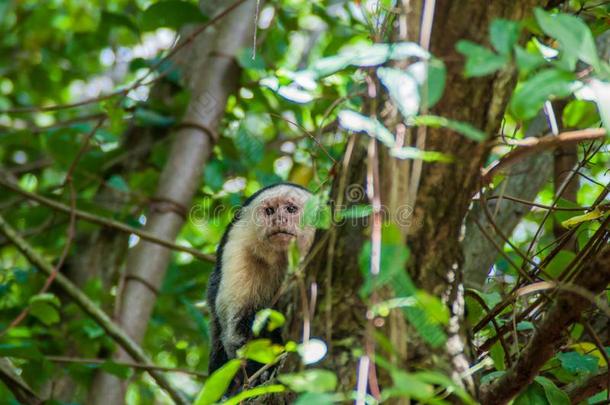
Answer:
268;230;296;243
269;230;296;237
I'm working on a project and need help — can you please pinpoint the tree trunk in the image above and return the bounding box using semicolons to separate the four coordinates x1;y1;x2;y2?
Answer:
89;2;257;403
284;0;540;397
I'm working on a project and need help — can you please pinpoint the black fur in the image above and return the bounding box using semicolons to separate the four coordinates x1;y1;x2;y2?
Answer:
206;182;309;376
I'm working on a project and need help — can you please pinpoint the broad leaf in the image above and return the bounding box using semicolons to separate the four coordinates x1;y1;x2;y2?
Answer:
510;69;576;120
223;385;286;405
535;376;570;405
490;19;521;56
237;339;284;364
193;359;241;405
414;115;487;141
534;8;600;71
377;67;420;119
278;369;338;393
557;351;599;374
456;40;508;77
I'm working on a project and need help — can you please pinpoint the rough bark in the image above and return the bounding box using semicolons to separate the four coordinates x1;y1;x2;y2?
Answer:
282;0;541;397
479;244;610;405
89;2;257;403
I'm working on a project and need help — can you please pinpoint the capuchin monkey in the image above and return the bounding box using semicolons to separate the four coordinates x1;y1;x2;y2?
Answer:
206;183;315;383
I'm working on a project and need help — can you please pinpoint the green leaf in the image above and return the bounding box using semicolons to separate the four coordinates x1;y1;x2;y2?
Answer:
383;370;434;401
535;376;570;405
101;361;133;380
223;384;286;405
510;69;576;120
359;224;447;347
544;250;576;279
29;293;61;326
337;205;372;220
308;42;429;78
377;67;420;119
414;371;477;405
338;110;395;147
414;115;487;141
533;8;600;72
390;147;452;162
561;208;607;229
563;100;600;128
0;343;43;360
577;79;610;133
134;108;175;127
294;393;335;405
140;0;207;31
456;40;508;77
278;369;338;393
193;359;241;405
302;195;332;229
514;381;549;405
405;58;446;108
514;46;547;76
557;351;599;374
237;339;284;364
490;19;521;56
252;309;286;336
489;341;506;371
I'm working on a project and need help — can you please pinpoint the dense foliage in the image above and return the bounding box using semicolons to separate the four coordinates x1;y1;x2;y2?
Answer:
0;0;609;404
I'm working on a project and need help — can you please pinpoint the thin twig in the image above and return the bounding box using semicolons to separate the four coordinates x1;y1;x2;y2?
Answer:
0;178;215;263
45;355;207;378
0;214;188;405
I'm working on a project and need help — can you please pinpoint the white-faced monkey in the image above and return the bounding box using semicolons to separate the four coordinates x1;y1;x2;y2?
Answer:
206;183;315;384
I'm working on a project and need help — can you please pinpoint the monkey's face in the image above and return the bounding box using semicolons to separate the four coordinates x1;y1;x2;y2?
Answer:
256;195;304;249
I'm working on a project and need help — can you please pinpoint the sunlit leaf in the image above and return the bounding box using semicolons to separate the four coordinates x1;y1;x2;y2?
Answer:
337;204;372;220
561;207;606;229
223;384;286;405
278;369;338;393
414;115;487;141
406;58;447;108
193;359;241;405
544;250;576;279
338;110;395;147
237;339;284;364
252;309;286;336
377;67;420;119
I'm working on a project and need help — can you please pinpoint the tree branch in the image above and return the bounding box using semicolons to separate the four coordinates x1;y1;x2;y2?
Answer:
479;244;610;405
0;178;215;263
0;357;41;405
481;128;606;184
566;368;610;404
0;214;188;405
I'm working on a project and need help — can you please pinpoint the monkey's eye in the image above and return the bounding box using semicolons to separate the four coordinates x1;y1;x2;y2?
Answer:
264;207;275;216
286;204;298;214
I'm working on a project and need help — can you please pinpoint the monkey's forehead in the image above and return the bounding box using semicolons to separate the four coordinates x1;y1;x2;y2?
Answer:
247;185;311;208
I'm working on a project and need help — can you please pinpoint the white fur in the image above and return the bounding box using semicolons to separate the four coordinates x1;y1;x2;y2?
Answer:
215;185;315;356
